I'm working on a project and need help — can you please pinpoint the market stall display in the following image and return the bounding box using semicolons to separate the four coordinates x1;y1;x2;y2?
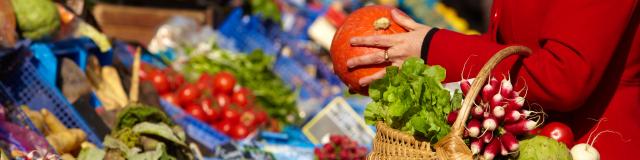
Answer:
0;0;591;159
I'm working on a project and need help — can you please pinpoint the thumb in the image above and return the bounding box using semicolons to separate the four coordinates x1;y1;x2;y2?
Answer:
391;9;421;31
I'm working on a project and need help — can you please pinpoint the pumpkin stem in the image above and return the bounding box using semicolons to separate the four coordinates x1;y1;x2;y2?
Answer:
373;17;390;30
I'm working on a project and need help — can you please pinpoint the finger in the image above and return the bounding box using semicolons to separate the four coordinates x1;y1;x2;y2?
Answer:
350;35;400;47
391;9;422;30
347;51;386;68
359;70;387;87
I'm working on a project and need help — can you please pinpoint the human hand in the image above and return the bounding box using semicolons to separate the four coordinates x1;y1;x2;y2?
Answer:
347;9;432;87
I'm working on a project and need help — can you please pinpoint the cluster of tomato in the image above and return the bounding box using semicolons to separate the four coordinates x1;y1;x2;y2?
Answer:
314;135;368;160
140;64;268;140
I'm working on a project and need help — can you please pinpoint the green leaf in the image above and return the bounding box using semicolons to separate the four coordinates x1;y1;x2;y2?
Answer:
400;58;425;76
364;59;458;142
423;65;446;82
77;147;106;160
364;103;383;125
451;89;463;110
127;143;167;160
132;122;186;146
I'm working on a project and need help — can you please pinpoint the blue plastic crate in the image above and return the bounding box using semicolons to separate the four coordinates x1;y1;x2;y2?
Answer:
159;100;230;151
0;52;103;147
218;8;280;55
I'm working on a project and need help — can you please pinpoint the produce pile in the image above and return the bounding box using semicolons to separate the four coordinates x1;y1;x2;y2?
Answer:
183;49;299;125
102;105;193;160
10;0;59;40
141;63;271;140
453;73;602;160
364;58;462;143
359;54;598;160
314;135;368;160
0;107;54;159
22;107;90;159
451;75;544;159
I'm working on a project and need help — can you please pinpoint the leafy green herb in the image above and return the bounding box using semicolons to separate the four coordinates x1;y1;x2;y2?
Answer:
364;58;459;143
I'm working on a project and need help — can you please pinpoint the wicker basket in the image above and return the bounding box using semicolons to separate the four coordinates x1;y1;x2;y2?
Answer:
367;46;532;160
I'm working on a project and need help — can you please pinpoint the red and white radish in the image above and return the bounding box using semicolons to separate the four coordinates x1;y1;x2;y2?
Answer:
489;76;499;89
490;93;503;108
482;83;497;102
447;110;459;125
500;140;509;156
483;116;498;131
471;105;484;119
504;109;523;123
504;119;537;135
499;78;513;98
507;97;525;111
484;138;500;160
571;143;599;160
492;105;506;119
470;138;483;155
571;118;627;160
467;119;481;138
500;132;519;152
481;131;494;143
460;79;471;96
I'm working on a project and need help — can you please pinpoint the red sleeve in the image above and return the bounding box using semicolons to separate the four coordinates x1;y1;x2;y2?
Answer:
426;0;637;112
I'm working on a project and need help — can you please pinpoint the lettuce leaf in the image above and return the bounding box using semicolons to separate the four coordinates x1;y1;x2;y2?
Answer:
364;58;457;143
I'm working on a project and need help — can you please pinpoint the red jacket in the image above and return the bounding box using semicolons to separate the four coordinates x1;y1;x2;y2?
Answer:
426;0;639;158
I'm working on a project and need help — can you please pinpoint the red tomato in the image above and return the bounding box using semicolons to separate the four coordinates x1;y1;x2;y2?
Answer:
214;94;231;108
196;73;213;90
212;71;236;95
231;87;253;107
177;84;202;106
148;70;170;94
239;110;256;127
185;104;207;121
170;74;185;90
200;99;219;123
540;122;575;147
139;63;152;81
161;93;179;106
220;107;239;121
255;111;268;125
229;124;250;139
214;120;233;134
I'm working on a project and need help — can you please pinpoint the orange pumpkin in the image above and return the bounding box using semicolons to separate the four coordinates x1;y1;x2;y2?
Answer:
330;5;408;94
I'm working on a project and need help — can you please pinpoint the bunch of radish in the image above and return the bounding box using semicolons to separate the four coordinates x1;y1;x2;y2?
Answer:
314;135;368;160
447;75;544;160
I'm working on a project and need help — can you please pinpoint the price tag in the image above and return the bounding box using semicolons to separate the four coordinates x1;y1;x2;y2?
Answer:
302;97;374;146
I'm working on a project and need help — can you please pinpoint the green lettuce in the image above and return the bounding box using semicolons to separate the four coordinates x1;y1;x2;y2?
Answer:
364;58;461;143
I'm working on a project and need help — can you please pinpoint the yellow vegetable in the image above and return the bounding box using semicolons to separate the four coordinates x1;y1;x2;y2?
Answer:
41;109;68;135
60;153;75;160
46;128;86;154
70;128;87;145
21;106;44;132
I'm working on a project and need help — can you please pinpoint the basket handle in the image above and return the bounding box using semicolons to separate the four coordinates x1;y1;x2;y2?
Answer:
450;46;532;136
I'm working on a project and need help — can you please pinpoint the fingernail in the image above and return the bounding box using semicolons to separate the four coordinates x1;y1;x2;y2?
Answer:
350;37;360;43
359;78;368;87
346;60;354;68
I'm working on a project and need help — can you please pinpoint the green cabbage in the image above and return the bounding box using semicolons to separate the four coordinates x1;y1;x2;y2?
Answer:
11;0;60;39
518;136;572;160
